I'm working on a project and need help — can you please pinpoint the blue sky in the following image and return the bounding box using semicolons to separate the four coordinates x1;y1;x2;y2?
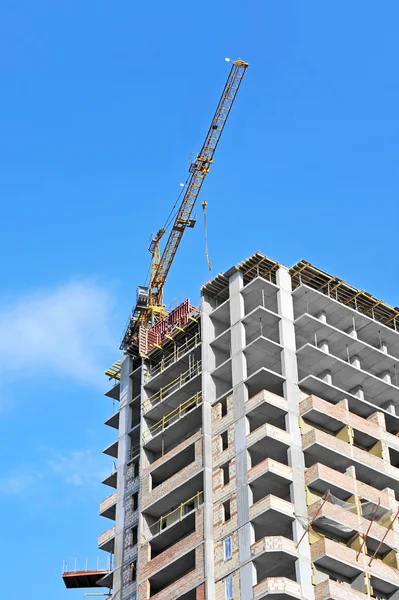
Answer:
0;1;398;598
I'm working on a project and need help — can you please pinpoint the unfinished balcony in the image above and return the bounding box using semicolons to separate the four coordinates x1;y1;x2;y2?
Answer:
295;312;399;376
297;343;399;409
305;463;391;511
143;392;202;462
209;298;231;338
299;394;399;451
311;537;399;598
99;491;116;521
211;353;233;399
144;331;201;386
243;305;281;346
314;578;372;600
246;390;288;431
292;284;399;362
104;410;119;430
142;434;203;507
247;423;290;469
249;495;295;541
103;438;118;459
62;556;112;589
142;467;203;537
249;458;292;504
302;426;399;497
307;495;395;561
252;536;298;587
143;495;203;558
245;333;283;377
298;371;399;436
142;361;202;421
241;275;279;316
102;468;117;490
253;577;303;600
98;525;115;553
149;550;195;599
210;328;230;360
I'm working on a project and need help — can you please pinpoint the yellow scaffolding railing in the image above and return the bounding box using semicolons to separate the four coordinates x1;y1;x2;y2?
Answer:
105;359;121;381
143;491;203;542
142;392;202;443
145;332;201;382
143;360;202;411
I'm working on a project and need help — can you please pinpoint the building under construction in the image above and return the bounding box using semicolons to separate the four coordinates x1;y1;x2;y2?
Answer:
62;57;399;600
62;251;399;600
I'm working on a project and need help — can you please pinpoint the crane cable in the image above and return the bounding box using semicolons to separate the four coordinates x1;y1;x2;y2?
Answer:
202;200;212;271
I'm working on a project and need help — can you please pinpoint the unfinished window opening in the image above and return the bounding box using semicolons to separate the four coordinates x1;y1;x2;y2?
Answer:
221;430;229;451
131;525;138;546
130;560;137;582
220;397;228;417
132;460;140;478
223;499;231;522
389;447;399;468
221;461;230;485
132;492;138;511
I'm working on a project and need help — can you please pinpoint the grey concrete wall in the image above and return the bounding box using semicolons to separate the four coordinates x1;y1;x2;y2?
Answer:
277;266;314;600
201;294;216;600
113;354;133;599
228;270;254;600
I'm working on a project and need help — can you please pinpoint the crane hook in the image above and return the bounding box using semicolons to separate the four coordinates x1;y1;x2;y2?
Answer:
202;200;212;271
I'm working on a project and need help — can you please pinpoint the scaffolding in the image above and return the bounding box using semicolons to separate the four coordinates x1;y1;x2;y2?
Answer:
290;260;399;332
145;331;201;382
143;491;204;542
105;360;121;381
143;360;202;411
142;392;202;443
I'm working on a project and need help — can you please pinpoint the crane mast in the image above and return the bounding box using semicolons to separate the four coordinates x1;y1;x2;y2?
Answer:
121;58;248;353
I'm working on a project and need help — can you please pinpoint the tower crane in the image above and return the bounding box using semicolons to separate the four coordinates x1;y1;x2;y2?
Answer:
120;58;248;353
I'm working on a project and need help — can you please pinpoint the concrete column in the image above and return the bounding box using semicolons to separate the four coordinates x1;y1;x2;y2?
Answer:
381;341;388;354
277;266;314;600
318;340;329;353
350;385;364;400
321;370;332;385
381;371;392;385
113;355;133;598
382;401;398;416
317;311;327;323
350;355;361;369
200;295;216;600
228;270;253;600
346;316;357;339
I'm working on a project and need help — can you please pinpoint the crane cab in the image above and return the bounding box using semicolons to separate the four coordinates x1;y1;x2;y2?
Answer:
136;286;150;312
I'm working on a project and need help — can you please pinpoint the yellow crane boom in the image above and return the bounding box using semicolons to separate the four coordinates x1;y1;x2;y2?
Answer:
121;58;248;352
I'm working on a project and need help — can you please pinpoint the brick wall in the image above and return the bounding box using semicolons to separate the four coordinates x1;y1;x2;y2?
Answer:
311;537;399;586
137;544;204;600
305;463;390;507
141;434;203;510
302;427;399;482
300;394;399;456
214;529;240;580
215;569;240;600
138;509;204;582
247;422;290;450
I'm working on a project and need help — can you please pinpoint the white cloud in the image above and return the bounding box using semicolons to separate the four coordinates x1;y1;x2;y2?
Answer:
48;449;110;487
0;281;117;388
0;448;110;497
0;472;42;495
